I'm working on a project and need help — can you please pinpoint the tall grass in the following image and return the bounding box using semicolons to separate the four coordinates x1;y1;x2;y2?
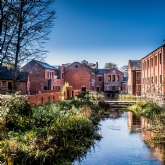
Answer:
0;92;108;165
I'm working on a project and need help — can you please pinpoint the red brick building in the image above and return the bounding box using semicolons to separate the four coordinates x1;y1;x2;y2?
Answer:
16;59;127;95
141;44;165;99
22;60;64;94
64;61;96;91
127;60;141;96
104;68;124;92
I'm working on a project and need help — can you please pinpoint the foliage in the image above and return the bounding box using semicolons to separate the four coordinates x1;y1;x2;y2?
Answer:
0;92;109;165
61;82;70;101
0;92;32;131
128;100;163;121
0;1;55;91
104;62;118;69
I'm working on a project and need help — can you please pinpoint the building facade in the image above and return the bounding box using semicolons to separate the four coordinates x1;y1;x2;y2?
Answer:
0;60;127;95
64;62;96;91
22;60;64;94
127;60;141;96
141;44;165;99
103;68;124;93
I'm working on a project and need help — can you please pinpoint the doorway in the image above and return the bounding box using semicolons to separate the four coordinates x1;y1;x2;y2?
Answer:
96;86;100;92
8;82;12;92
82;86;86;92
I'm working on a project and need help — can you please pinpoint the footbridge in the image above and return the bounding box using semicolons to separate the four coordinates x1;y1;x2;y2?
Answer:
105;100;137;109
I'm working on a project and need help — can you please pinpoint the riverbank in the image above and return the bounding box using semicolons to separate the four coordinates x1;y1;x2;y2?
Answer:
0;92;110;165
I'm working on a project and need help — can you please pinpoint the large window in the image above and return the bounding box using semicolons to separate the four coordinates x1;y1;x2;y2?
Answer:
1;81;6;87
99;76;102;81
151;57;153;67
108;75;111;82
112;75;115;82
155;55;157;66
160;52;162;64
160;75;162;84
136;72;140;78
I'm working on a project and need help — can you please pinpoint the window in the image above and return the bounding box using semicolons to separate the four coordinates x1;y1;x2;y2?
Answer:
53;86;60;90
108;75;111;82
98;76;102;81
62;73;64;79
151;57;153;67
112;75;115;82
75;65;78;69
82;86;86;92
155;55;157;66
47;71;49;78
151;76;153;84
160;75;162;84
137;85;140;91
1;81;6;87
160;52;162;64
136;72;140;78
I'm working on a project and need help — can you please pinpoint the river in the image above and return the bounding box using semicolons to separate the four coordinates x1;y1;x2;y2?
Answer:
74;111;162;165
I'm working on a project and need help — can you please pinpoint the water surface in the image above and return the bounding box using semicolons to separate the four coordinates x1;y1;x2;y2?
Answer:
74;111;162;165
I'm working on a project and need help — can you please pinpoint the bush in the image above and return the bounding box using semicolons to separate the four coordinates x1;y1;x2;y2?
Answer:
0;93;32;131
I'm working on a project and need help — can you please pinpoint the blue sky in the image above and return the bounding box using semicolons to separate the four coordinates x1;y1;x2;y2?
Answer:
44;0;165;69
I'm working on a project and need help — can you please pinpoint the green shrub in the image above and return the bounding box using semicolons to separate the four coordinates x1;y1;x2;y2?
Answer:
0;93;32;131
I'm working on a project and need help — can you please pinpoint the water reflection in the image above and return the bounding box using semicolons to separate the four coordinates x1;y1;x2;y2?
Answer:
74;111;161;165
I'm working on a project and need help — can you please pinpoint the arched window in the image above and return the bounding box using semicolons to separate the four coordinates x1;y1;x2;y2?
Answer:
108;75;111;82
75;64;78;68
112;75;115;82
117;75;120;82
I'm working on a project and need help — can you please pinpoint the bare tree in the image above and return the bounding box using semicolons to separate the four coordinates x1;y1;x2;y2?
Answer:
104;62;118;69
0;1;55;92
120;65;128;75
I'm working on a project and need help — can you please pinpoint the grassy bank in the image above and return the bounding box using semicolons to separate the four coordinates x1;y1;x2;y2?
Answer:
0;92;110;165
127;99;165;145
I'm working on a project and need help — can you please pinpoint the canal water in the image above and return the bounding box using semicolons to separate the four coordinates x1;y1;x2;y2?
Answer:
74;111;162;165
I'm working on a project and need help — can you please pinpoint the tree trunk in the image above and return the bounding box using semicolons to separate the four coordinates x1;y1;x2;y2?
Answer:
12;2;23;93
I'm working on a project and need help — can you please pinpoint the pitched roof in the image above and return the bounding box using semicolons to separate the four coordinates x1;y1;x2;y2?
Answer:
34;60;58;70
141;44;165;60
0;67;28;81
97;69;110;74
128;60;141;70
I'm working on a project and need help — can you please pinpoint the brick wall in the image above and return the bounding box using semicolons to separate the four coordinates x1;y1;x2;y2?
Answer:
95;74;104;91
0;80;27;94
104;68;124;92
17;82;27;94
22;60;63;95
65;62;94;91
141;45;165;97
27;92;62;106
